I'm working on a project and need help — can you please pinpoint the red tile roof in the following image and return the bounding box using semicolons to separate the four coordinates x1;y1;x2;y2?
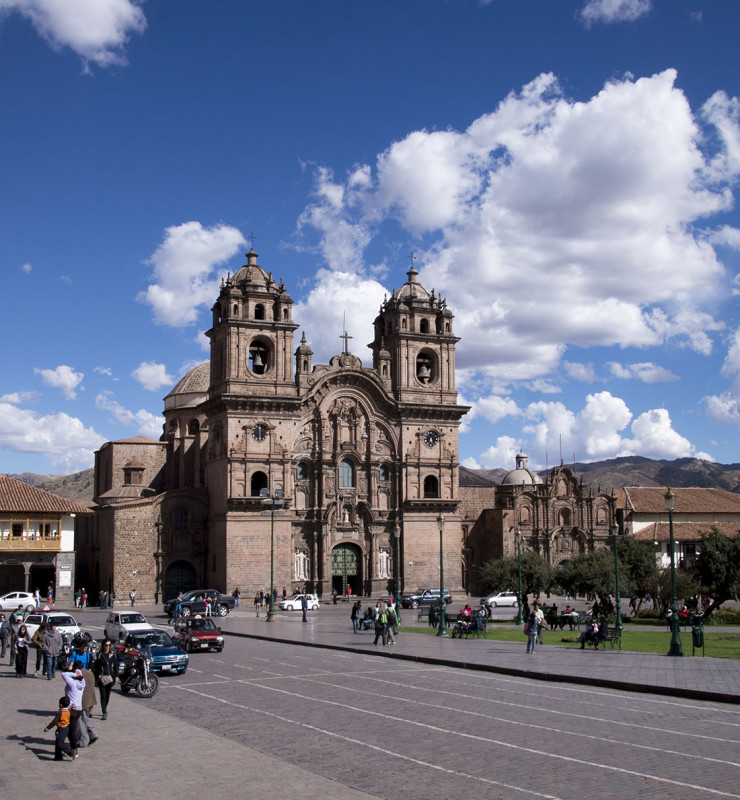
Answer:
0;475;92;515
619;486;740;514
632;521;740;542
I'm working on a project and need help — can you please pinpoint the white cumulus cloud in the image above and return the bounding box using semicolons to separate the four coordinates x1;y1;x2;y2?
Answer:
95;391;163;439
579;0;651;27
0;402;106;472
297;70;738;393
607;361;679;383
138;221;246;328
131;362;174;392
34;365;84;400
0;0;147;68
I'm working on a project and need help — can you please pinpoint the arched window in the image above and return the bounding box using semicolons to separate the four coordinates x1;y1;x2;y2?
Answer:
420;318;429;334
339;459;355;488
188;419;199;435
254;304;265;320
296;461;308;480
249;342;268;374
379;463;390;482
233;304;238;315
173;508;189;534
558;507;571;527
423;475;439;498
250;471;268;496
283;308;289;320
416;352;434;384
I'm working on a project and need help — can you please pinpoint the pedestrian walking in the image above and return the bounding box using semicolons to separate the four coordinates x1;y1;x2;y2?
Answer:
61;663;85;753
373;604;388;646
346;584;352;603
78;666;98;747
34;588;41;608
0;613;8;660
8;605;23;666
94;639;118;720
232;587;240;607
351;600;362;633
333;588;338;605
41;621;63;680
129;589;136;607
301;593;308;623
254;592;261;617
32;622;47;674
14;624;32;676
47;584;54;606
44;696;76;760
386;606;397;645
525;612;539;654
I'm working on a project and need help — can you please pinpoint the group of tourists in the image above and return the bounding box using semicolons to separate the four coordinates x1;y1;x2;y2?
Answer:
44;642;117;761
2;604;120;761
349;598;398;645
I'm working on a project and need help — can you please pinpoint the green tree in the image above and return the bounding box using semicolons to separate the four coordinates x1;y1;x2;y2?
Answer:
479;551;555;617
647;569;699;616
614;536;659;612
558;549;616;610
692;527;740;618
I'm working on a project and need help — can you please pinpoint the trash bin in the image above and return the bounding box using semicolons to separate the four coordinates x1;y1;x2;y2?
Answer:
692;626;704;648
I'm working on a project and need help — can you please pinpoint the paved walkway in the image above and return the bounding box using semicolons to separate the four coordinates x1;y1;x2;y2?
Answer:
217;602;740;704
2;602;738;799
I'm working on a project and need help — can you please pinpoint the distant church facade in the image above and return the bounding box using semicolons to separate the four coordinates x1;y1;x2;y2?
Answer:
94;250;471;602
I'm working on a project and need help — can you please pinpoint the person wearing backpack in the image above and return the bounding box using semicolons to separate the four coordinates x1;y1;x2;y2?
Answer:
385;606;397;645
374;604;388;646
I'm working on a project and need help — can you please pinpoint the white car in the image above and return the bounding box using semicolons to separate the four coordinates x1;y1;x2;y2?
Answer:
23;612;81;639
481;591;519;609
104;611;154;641
279;593;320;611
0;591;37;613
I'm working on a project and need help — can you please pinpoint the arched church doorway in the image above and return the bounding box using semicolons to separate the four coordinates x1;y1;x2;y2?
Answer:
331;543;362;598
164;560;196;600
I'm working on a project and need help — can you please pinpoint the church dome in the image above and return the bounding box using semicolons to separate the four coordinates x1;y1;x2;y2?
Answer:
231;249;278;291
501;451;543;485
393;265;432;303
164;362;210;410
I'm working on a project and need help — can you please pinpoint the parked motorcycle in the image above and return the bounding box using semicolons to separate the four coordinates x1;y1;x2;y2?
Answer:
118;647;159;698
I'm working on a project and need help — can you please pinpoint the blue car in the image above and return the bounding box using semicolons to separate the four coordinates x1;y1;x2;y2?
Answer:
120;629;189;675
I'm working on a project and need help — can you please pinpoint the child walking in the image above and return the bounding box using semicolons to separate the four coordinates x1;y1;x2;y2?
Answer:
44;697;77;760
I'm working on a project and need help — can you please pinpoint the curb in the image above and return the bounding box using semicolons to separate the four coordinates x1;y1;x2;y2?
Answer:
223;629;740;705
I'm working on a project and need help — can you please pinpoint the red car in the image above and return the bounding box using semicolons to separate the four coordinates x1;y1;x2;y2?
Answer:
173;617;224;652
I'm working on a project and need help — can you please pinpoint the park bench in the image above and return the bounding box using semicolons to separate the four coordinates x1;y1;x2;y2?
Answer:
451;615;487;639
583;626;622;651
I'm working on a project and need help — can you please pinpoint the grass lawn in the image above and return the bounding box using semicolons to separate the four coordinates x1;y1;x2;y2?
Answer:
399;625;740;658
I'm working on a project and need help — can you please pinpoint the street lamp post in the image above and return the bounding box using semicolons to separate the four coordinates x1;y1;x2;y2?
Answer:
610;524;623;634
394;524;402;626
515;529;524;625
664;488;684;656
260;487;285;623
436;514;447;636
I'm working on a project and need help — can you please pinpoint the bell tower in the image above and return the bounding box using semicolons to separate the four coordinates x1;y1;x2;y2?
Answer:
370;264;459;406
206;248;298;398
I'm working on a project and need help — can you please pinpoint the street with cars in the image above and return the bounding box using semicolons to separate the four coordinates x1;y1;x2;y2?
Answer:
3;601;739;800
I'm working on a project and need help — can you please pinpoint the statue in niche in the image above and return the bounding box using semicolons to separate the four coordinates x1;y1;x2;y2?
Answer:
294;549;310;581
378;548;391;579
342;505;351;523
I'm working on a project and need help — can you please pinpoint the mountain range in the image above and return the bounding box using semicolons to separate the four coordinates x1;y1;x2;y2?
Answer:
7;456;740;504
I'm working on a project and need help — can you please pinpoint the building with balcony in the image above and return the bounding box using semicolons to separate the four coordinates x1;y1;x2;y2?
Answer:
0;474;92;603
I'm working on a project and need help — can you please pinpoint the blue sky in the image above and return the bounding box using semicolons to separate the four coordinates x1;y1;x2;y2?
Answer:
1;0;740;476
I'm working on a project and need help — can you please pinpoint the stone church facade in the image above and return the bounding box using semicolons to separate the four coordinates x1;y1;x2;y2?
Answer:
94;250;469;603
